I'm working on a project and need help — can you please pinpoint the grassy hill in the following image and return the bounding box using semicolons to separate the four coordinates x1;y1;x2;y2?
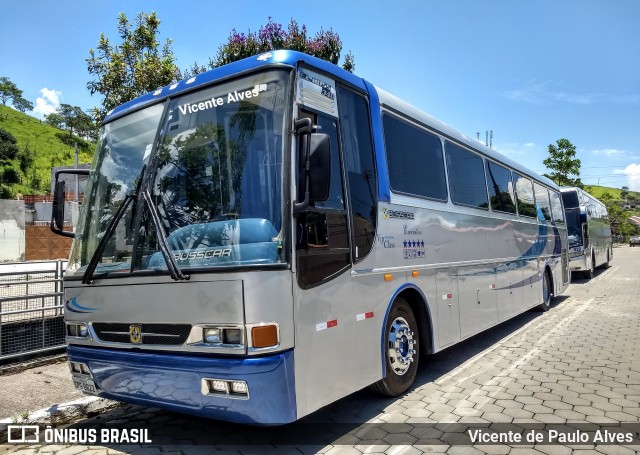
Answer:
0;104;94;196
583;185;640;203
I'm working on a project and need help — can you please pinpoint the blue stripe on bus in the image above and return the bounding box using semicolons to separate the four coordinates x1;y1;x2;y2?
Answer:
68;345;297;425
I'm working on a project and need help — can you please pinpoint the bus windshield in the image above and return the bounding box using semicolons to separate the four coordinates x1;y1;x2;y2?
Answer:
69;70;290;276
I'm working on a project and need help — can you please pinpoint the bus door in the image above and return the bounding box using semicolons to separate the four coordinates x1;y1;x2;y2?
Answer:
291;72;381;418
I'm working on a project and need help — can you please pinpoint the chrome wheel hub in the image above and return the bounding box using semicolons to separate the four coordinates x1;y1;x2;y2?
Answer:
387;316;416;376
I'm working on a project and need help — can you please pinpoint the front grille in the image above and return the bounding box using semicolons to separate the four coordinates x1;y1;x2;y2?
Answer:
92;323;191;345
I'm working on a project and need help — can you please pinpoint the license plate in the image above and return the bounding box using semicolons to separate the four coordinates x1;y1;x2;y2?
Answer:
72;376;98;394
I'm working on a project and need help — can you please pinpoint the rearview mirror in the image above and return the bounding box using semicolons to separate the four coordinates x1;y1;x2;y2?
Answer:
50;168;90;238
307;133;331;202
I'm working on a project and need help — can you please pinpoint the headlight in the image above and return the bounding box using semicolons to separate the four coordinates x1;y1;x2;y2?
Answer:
201;326;244;346
66;322;89;339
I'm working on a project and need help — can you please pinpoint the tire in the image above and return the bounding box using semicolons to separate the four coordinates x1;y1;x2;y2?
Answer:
538;270;551;312
370;297;419;396
584;254;595;280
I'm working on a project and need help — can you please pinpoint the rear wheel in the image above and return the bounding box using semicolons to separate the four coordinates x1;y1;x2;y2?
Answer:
370;297;419;396
539;270;552;312
604;249;611;268
584;254;595;279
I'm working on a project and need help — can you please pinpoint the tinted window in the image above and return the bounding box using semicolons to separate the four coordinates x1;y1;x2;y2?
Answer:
515;174;536;217
383;114;447;200
338;87;377;261
561;191;579;208
534;183;552;221
445;142;488;208
549;191;565;224
485;161;516;214
314;115;344;210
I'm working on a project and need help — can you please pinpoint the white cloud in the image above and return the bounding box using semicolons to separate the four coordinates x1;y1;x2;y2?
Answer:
504;80;639;106
592;148;631;157
615;163;640;191
32;88;62;118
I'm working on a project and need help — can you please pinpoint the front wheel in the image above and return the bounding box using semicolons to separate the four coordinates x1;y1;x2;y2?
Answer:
369;297;419;396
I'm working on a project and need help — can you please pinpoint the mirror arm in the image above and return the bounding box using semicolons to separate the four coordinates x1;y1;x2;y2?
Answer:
293;118;312;215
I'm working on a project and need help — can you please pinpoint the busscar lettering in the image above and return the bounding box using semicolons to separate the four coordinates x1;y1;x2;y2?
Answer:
383;208;415;220
174;248;232;261
299;71;335;100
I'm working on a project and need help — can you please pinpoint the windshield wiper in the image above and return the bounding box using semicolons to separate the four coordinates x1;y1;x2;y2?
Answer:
82;193;136;284
142;190;189;281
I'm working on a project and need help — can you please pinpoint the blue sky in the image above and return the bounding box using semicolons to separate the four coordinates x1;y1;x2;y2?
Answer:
2;0;639;190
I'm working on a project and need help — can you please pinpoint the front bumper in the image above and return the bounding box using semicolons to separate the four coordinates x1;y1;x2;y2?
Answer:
67;344;296;425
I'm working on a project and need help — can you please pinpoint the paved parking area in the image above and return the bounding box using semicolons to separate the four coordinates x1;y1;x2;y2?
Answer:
2;246;639;454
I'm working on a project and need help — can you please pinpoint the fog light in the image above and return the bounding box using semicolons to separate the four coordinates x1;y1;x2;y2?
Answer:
203;328;221;344
223;328;243;345
210;380;228;394
230;381;248;395
251;325;278;348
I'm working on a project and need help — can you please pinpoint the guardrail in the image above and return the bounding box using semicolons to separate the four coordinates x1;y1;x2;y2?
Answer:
0;260;66;362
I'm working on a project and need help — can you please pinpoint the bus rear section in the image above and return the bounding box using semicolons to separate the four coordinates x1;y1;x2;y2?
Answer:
561;187;612;279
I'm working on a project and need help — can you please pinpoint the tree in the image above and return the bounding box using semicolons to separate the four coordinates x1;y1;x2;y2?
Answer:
50;104;98;142
0;127;19;161
621;185;630;201
543;138;582;187
0;76;33;112
18;141;35;177
12;97;34;113
44;112;65;129
207;18;355;74
0;77;19;105
86;12;180;122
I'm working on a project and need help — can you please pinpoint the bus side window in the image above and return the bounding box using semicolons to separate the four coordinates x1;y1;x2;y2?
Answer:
337;86;377;261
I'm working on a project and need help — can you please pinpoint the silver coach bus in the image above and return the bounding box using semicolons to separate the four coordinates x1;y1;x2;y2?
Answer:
51;51;570;424
561;187;612;279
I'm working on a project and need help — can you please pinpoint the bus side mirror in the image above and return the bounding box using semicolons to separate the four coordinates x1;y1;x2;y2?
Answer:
579;207;587;224
50;168;90;238
307;133;331;202
52;180;67;234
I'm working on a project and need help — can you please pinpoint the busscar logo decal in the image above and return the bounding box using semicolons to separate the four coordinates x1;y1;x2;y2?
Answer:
173;248;232;261
382;208;415;220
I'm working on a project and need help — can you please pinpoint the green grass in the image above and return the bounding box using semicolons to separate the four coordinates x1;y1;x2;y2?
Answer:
583;185;640;202
0;104;94;195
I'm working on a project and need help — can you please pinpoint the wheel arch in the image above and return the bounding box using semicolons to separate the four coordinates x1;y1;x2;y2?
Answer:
380;283;434;377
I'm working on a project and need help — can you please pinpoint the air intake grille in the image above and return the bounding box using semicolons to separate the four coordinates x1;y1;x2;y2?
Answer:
92;323;191;345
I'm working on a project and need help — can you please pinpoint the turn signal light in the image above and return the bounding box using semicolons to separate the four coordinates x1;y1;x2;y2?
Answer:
251;325;278;348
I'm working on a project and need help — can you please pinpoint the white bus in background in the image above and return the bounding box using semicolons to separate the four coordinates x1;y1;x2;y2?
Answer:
561;187;612;279
51;51;570;425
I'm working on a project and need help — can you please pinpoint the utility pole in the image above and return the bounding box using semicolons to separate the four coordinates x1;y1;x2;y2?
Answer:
74;143;79;202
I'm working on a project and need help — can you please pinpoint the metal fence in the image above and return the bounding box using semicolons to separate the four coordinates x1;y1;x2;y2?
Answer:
0;260;66;361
